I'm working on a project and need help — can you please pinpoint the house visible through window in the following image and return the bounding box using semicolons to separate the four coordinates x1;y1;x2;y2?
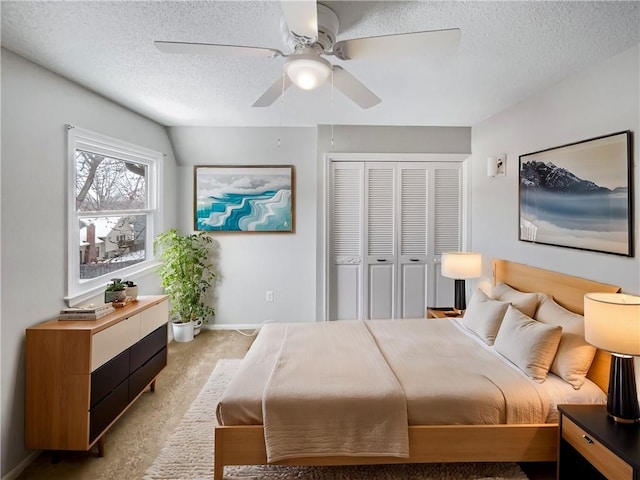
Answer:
67;127;163;305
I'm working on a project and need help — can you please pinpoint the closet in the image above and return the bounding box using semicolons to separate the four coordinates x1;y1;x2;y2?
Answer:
328;159;464;320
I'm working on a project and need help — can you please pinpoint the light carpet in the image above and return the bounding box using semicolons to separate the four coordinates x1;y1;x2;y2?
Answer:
144;359;529;480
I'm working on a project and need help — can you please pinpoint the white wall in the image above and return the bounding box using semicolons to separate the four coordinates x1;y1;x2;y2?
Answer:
168;125;471;326
168;127;318;326
471;44;640;293
0;49;178;477
471;44;640;403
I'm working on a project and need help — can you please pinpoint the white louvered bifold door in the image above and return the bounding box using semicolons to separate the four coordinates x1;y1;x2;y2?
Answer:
364;163;396;319
328;160;463;320
330;162;364;320
398;164;429;318
430;164;463;308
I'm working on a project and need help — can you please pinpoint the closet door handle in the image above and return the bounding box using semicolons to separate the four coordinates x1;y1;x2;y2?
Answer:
409;258;420;262
377;259;387;262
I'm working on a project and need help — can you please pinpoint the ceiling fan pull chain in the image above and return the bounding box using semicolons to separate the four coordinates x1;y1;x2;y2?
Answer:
331;69;335;149
277;72;286;149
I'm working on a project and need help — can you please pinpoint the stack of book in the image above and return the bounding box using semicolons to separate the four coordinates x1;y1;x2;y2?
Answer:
58;303;115;321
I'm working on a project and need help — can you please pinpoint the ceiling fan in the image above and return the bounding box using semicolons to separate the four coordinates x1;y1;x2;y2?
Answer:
155;1;461;109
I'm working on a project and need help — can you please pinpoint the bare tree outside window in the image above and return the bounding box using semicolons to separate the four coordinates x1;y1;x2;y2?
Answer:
76;150;147;211
75;150;148;279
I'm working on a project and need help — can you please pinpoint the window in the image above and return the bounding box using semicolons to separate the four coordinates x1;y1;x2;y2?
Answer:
67;126;163;305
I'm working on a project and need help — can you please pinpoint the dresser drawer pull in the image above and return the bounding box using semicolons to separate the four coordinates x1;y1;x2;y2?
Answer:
581;434;594;444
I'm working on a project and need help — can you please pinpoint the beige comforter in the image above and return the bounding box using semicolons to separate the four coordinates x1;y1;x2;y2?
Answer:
367;319;549;425
216;318;550;463
262;321;409;462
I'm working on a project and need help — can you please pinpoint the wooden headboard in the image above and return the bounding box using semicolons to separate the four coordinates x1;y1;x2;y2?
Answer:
492;259;621;393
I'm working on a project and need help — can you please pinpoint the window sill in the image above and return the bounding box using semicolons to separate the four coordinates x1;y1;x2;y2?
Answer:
65;261;160;307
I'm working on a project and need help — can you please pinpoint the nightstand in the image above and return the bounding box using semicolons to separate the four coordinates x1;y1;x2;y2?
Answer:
426;308;463;319
558;404;640;479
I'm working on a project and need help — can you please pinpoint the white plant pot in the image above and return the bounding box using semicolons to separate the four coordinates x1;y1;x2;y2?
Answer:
172;320;194;342
125;285;138;301
193;319;203;336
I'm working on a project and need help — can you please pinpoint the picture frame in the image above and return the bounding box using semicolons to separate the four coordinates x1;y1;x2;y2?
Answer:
519;130;633;256
194;165;295;233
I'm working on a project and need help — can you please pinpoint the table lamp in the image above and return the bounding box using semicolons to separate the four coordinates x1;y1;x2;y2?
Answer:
584;292;640;424
441;252;482;312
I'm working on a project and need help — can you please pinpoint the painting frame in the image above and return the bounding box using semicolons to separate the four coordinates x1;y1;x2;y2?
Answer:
518;130;633;257
194;165;295;233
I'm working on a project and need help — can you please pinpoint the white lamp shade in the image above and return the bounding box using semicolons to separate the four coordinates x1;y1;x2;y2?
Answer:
584;293;640;356
284;55;331;90
441;252;482;280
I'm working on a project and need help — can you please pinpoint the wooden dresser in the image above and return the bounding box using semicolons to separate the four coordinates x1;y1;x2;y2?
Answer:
25;295;169;455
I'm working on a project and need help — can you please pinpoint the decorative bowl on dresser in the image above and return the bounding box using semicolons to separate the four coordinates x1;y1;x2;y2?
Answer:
25;295;169;456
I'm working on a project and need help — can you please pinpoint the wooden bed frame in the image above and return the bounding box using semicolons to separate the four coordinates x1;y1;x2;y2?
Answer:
213;259;620;479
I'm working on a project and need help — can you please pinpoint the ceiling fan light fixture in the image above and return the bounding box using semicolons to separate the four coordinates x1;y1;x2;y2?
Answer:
284;53;331;90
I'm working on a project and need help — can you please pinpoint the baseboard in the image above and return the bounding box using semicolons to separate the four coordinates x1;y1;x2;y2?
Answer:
2;450;40;480
204;323;263;331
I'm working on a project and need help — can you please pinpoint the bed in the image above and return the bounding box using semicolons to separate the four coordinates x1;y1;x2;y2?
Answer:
213;259;620;480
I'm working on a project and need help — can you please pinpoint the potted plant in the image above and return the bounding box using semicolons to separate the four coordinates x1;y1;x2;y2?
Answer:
105;278;127;303
123;280;138;301
154;229;216;342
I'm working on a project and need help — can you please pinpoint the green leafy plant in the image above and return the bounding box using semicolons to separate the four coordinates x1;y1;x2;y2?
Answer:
154;229;216;323
106;278;126;291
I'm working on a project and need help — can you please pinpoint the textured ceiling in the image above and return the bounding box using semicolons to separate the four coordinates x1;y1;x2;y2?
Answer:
2;1;639;127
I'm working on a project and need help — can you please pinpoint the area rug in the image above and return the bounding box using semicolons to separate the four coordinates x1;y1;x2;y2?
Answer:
144;359;529;480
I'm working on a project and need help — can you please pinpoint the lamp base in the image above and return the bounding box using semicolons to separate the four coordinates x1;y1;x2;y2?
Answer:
607;354;640;424
454;279;466;312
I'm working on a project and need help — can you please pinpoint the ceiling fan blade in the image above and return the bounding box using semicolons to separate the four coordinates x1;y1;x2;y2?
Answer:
280;0;318;42
252;75;293;107
155;41;283;58
331;66;381;109
333;28;461;61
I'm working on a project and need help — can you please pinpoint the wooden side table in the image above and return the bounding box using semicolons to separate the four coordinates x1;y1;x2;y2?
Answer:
426;308;463;319
558;404;640;479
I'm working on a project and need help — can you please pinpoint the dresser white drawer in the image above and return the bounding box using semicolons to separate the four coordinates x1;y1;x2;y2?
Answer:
140;301;168;338
91;314;141;371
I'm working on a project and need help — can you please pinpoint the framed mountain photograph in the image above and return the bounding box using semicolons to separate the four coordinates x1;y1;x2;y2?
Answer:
519;131;632;256
194;165;294;232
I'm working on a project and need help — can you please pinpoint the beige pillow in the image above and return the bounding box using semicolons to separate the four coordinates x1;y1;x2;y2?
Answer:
462;289;510;345
491;283;543;318
535;296;596;389
494;305;563;382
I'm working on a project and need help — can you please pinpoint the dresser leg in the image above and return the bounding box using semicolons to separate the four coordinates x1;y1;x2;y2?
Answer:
150;379;156;393
96;436;105;457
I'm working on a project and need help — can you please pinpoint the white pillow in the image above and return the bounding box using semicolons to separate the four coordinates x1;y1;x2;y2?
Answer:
494;305;563;382
535;296;596;389
491;283;544;318
462;289;510;345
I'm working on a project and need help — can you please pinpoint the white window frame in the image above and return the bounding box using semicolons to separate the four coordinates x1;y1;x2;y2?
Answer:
66;126;163;306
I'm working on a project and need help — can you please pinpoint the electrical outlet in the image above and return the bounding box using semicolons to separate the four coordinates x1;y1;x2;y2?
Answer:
266;290;274;302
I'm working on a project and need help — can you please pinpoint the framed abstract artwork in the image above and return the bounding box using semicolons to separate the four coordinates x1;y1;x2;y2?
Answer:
194;165;294;232
519;130;632;256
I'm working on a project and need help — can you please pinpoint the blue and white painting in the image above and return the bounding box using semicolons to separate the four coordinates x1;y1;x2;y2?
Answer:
195;166;294;232
519;131;631;256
